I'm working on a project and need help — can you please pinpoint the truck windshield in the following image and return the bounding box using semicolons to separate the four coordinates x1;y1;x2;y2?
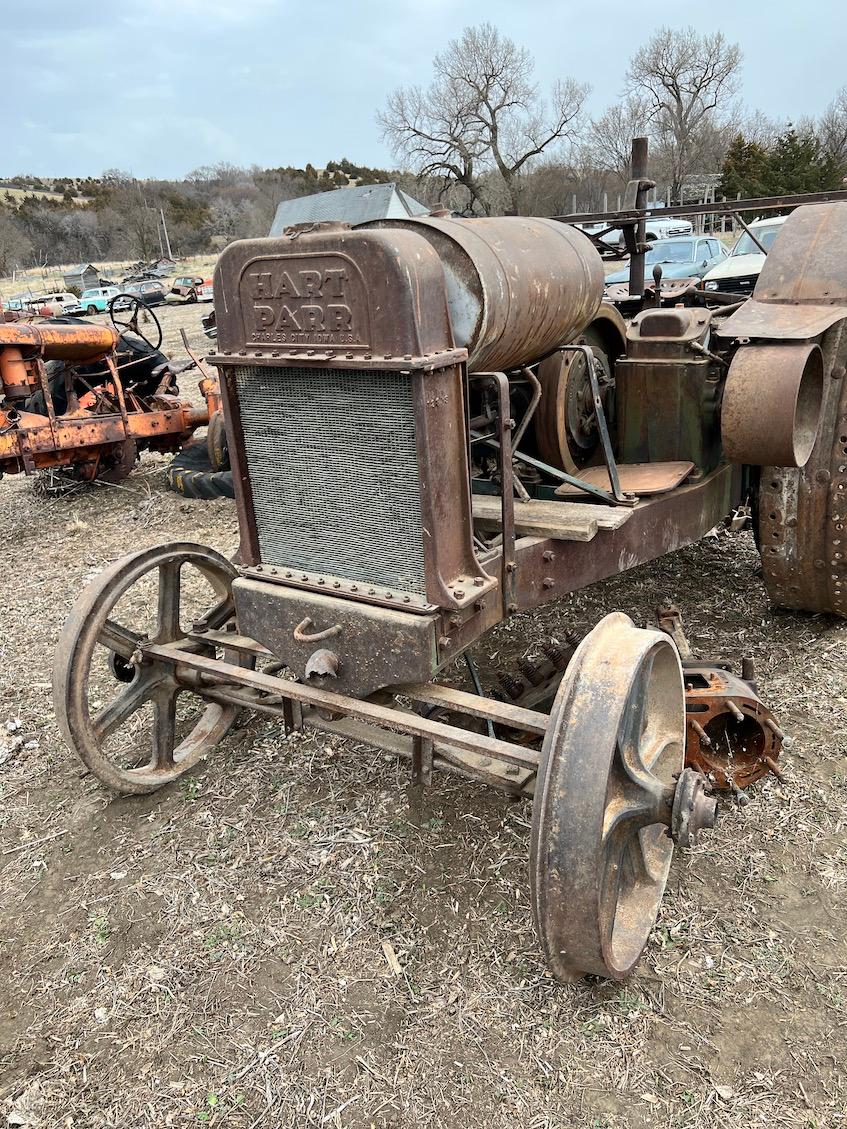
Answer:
732;226;782;256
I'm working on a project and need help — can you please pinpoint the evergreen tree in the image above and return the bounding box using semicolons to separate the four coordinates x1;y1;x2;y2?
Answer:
717;133;769;199
763;127;841;194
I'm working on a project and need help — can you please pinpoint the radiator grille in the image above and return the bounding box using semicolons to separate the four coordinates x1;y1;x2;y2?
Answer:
234;366;427;595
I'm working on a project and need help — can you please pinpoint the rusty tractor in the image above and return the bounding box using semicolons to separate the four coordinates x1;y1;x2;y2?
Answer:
0;297;219;484
52;191;847;982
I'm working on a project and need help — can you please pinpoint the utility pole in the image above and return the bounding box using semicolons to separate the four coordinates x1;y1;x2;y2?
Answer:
160;209;173;259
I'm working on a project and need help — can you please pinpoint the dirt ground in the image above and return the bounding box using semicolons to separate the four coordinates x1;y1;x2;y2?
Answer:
0;302;846;1128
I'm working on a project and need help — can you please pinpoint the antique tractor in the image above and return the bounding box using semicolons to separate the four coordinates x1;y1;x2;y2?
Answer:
0;299;219;484
53;201;846;981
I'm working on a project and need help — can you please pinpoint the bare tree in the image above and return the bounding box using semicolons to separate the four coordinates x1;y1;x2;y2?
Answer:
626;26;742;200
0;211;30;277
381;75;495;214
380;23;588;215
589;96;650;186
820;87;847;173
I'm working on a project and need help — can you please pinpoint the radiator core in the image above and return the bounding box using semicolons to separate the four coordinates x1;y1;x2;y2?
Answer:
234;366;428;596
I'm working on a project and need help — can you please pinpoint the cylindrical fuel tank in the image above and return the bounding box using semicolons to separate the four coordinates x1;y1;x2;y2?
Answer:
360;216;604;372
0;323;118;362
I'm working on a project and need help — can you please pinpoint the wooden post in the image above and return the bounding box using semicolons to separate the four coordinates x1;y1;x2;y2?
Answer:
628;137;649;298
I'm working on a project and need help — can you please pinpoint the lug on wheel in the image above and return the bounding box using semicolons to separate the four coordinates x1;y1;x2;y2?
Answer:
530;612;716;981
53;543;245;794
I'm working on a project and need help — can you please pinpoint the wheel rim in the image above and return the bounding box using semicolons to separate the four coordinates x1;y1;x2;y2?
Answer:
53;543;243;794
530;612;685;980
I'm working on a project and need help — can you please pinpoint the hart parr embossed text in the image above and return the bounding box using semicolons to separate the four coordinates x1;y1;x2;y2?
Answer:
245;257;366;344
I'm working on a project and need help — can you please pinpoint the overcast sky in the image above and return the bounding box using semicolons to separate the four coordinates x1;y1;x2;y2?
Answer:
7;0;846;180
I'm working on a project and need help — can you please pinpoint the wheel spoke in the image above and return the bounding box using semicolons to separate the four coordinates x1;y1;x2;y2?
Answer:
598;834;625;947
148;685;178;770
621;830;652;887
156;560;182;642
602;792;658;842
93;668;165;742
98;619;142;660
201;595;235;632
618;652;665;788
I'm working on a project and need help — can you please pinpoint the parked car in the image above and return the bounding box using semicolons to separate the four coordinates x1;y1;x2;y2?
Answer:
168;275;213;303
578;216;694;254
603;236;727;289
112;280;168;310
72;286;122;315
699;215;787;296
24;292;84;316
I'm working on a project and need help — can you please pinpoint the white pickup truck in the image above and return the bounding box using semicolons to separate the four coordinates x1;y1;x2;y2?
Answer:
577;216;694;253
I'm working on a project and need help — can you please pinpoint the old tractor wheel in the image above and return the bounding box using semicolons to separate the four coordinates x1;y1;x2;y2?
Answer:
530;612;686;981
97;438;139;484
757;352;847;616
206;410;230;472
535;325;615;474
166;440;235;500
53;543;243;794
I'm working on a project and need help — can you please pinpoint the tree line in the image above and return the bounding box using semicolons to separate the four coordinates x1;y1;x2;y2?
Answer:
1;24;846;276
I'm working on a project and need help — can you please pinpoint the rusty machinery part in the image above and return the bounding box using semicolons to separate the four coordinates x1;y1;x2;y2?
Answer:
529;612;715;981
535;327;616;474
52;543;248;794
360;215;604;372
671;767;718;849
683;663;785;789
0;318;212;482
108;293;163;353
721;343;824;468
206;409;230;472
166;440;235;500
655;600;786;788
70;438;139;486
0;322;118;372
758;327;847;617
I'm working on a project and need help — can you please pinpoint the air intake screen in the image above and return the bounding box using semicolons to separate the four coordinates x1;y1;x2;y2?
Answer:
234;366;427;595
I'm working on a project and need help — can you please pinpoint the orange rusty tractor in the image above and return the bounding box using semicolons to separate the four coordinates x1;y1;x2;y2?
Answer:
0;297;219;484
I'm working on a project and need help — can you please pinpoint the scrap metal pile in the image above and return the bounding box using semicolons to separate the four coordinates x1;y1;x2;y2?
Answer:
51;147;847;982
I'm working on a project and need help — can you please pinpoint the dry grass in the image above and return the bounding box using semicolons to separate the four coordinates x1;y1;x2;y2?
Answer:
0;303;845;1127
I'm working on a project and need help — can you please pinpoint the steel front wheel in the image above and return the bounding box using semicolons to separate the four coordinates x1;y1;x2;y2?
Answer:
530;612;686;981
53;543;243;794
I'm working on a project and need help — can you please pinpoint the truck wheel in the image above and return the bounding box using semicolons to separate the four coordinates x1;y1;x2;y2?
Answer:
757;330;847;616
166;441;234;500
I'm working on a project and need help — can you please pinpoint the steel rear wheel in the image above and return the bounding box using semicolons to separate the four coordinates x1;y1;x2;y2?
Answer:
530;612;685;981
758;331;847;616
53;543;243;794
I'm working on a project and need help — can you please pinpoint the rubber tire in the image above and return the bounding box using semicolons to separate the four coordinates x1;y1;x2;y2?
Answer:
206;411;230;471
166;441;234;500
87;305;97;315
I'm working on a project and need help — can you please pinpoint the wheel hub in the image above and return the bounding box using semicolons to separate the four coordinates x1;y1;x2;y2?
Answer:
670;767;718;848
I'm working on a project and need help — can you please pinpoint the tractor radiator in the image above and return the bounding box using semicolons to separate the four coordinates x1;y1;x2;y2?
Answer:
234;366;428;596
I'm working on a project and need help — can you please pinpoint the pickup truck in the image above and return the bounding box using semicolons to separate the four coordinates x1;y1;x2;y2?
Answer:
578;216;694;254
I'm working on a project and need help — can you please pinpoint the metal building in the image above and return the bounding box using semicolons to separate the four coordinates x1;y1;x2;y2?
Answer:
269;182;429;235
